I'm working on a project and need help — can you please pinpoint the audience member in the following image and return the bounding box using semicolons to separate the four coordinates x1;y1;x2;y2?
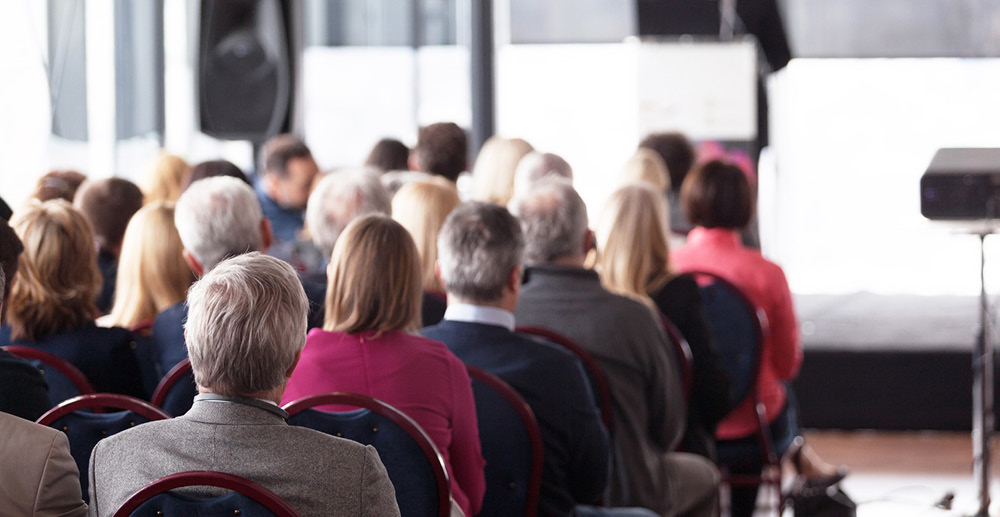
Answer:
511;150;573;201
412;122;468;182
618;148;670;194
74;178;145;314
364;137;410;172
639;132;696;235
1;200;144;398
282;214;486;516
423;202;625;516
88;253;399;516
256;134;320;244
32;170;87;203
141;152;188;204
391;178;461;296
510;178;718;517
671;160;846;516
380;170;434;196
471;136;533;206
0;195;12;221
597;183;731;461
180;159;251;191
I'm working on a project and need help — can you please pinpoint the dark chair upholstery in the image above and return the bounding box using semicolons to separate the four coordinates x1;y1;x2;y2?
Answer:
114;470;299;517
37;393;172;502
515;325;614;430
150;358;197;417
466;365;543;517
687;270;787;515
282;392;450;517
128;320;164;399
4;345;95;406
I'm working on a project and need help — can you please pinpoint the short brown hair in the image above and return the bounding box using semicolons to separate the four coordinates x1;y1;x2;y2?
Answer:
364;138;410;172
261;134;313;178
181;160;251;191
681;159;754;230
325;214;422;335
415;122;468;182
639;132;695;193
74;178;145;252
33;170;87;202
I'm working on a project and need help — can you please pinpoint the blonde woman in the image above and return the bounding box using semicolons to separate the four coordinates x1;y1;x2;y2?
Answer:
597;183;731;462
618;147;670;194
103;202;195;329
142;152;189;204
282;214;485;516
470;136;533;206
2;200;144;398
391;178;461;297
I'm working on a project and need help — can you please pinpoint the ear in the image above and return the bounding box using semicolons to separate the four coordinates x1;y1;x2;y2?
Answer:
285;349;302;378
260;218;274;252
583;229;596;256
408;153;421;172
435;262;445;290
182;249;204;277
507;265;521;294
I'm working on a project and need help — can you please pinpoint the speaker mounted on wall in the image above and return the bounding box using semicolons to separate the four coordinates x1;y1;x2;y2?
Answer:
198;0;299;142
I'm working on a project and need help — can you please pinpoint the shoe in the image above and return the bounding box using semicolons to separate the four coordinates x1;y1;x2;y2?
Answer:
791;437;850;488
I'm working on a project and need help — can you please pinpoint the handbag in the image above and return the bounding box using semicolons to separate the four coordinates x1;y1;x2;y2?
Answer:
791;483;857;517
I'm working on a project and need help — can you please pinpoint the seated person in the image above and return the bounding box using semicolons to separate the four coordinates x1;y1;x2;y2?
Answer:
88;253;399;516
0;260;51;421
1;412;87;516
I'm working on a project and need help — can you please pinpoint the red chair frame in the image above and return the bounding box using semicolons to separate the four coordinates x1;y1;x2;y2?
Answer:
3;345;96;397
282;392;451;517
659;315;694;403
466;365;544;517
37;393;171;425
113;470;299;517
151;358;194;409
515;325;614;430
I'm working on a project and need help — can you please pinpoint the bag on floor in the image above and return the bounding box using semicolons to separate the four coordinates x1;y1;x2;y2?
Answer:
791;484;856;517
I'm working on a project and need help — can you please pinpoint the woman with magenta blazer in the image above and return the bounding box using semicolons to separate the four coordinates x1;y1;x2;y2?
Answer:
282;214;485;516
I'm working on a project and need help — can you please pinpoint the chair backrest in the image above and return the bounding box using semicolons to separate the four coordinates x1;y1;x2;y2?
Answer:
3;345;95;406
37;393;172;502
660;314;694;403
114;470;299;517
515;325;614;430
128;320;163;399
466;365;543;517
151;358;197;417
282;392;451;517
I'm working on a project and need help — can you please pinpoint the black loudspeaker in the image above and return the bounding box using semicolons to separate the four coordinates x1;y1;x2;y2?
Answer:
635;0;721;37
198;0;299;142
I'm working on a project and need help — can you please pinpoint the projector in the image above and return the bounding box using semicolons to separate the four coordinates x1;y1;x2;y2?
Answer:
921;148;1000;220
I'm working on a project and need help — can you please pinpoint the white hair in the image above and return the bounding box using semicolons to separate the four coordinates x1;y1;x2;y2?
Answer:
509;177;588;264
306;168;392;259
185;252;307;396
174;176;264;271
512;151;573;199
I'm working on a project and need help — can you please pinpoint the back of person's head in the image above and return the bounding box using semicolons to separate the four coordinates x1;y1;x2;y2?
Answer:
185;252;307;397
326;214;421;335
74;178;145;255
380;170;434;197
391;178;461;293
681;159;754;230
510;178;589;265
32;170;87;203
471;136;534;206
511;151;572;200
174;176;265;272
639;132;695;193
597;183;672;304
108;202;196;328
260;134;319;210
306;168;392;259
8;200;100;341
261;134;314;178
438;202;524;304
143;152;189;204
618;148;670;194
181;160;250;192
0;219;24;307
414;122;468;182
364;138;410;173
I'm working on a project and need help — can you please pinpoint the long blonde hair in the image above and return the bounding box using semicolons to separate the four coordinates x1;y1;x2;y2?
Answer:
8;200;101;341
107;202;195;328
596;183;674;307
325;214;423;336
391;178;461;293
619;148;670;194
471;136;534;206
143;152;189;204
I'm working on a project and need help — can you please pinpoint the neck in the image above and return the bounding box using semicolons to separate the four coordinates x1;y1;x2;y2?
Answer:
549;255;585;268
450;296;516;314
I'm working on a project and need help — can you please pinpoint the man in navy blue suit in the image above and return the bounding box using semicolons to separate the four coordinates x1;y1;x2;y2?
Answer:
424;202;657;517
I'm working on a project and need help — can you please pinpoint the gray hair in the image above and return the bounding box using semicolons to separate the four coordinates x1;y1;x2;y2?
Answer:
174;176;264;271
509;177;589;264
438;202;524;303
306;168;392;258
185;252;307;396
512;152;573;199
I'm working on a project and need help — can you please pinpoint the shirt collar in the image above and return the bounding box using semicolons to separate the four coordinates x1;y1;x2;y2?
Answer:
444;304;516;331
194;393;288;420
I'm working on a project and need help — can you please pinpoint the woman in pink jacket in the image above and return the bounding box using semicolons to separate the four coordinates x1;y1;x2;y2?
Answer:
282;214;485;516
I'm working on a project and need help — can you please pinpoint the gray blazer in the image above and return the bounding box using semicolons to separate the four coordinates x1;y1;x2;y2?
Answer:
88;397;400;517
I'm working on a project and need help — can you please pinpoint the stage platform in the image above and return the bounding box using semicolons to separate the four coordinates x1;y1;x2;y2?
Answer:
793;293;988;431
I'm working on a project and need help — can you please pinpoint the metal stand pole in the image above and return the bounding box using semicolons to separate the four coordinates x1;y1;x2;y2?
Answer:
972;232;994;516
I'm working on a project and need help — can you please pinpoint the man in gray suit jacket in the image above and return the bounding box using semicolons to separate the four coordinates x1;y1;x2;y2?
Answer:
88;253;399;516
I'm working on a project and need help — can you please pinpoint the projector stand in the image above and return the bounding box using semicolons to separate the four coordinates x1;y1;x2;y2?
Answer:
971;231;994;517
